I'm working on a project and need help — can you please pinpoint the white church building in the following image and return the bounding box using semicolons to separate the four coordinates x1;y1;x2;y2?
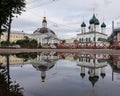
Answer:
32;17;60;46
77;14;108;47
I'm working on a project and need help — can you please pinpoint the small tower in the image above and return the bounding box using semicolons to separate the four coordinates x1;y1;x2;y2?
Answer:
80;66;85;79
89;14;99;32
81;21;86;34
100;67;106;79
101;22;106;33
94;19;100;32
42;17;47;28
89;14;96;32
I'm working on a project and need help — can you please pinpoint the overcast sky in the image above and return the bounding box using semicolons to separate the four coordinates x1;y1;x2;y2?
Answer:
12;0;120;39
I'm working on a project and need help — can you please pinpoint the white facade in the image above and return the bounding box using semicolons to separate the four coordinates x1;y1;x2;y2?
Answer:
77;14;108;47
32;17;60;45
77;32;108;46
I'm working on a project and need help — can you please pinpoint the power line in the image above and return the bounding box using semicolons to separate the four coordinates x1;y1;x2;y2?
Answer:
27;0;60;10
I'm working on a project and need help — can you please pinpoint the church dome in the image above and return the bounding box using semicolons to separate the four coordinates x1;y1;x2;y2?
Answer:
89;14;99;25
43;17;47;23
81;21;86;27
95;19;100;25
80;73;85;78
101;22;106;28
33;27;55;35
89;76;99;87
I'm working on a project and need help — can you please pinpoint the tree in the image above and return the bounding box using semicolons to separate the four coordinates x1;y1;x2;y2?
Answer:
0;0;10;46
7;0;26;46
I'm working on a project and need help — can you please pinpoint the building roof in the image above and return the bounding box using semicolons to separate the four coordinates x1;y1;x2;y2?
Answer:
114;28;120;32
77;31;107;36
101;22;106;28
89;14;100;25
33;27;55;35
3;31;25;34
81;21;86;27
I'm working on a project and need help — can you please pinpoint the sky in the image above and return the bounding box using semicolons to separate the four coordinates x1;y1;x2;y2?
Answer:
11;0;120;39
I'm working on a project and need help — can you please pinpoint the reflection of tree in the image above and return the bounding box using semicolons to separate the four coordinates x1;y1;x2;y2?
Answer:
0;55;23;96
16;52;37;62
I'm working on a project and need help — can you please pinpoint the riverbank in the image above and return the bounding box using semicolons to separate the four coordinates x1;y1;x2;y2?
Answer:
0;48;120;54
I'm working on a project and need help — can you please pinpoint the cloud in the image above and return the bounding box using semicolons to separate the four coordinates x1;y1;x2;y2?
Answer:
11;0;120;39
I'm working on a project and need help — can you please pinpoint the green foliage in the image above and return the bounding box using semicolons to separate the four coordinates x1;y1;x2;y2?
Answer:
16;53;37;61
62;40;66;44
0;0;26;45
0;65;23;96
1;41;8;46
16;39;37;48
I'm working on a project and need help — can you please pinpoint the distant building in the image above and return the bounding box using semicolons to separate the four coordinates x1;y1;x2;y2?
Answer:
77;54;108;87
77;14;108;47
65;38;76;44
1;31;24;42
32;17;60;46
108;28;120;47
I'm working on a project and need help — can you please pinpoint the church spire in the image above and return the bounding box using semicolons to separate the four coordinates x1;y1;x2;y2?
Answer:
42;17;47;27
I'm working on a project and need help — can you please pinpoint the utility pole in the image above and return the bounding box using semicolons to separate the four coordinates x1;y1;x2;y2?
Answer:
112;21;114;48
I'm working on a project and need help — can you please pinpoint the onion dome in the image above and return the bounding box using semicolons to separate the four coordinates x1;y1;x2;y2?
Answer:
89;14;99;25
41;75;46;82
89;76;99;87
43;17;47;23
95;19;100;25
101;22;106;28
80;73;85;79
81;21;86;27
101;73;106;79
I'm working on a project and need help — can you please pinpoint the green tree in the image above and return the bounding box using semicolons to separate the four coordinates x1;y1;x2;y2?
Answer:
7;0;26;46
0;0;10;46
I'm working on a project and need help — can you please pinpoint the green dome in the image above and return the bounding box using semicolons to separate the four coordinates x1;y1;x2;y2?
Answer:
81;21;86;27
89;14;99;25
101;22;106;28
95;19;100;25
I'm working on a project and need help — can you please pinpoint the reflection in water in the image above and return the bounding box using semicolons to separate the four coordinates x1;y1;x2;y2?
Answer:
0;52;120;96
0;54;23;96
77;54;107;87
31;52;59;85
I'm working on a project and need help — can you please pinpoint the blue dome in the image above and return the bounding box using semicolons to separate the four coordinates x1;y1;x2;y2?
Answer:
89;14;99;25
101;22;106;28
81;22;86;27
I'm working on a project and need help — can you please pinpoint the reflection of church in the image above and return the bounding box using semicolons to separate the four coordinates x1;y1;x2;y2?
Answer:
109;55;120;73
31;52;59;84
77;54;107;87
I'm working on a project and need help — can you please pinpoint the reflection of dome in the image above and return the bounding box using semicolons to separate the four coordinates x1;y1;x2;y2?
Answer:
101;73;106;79
41;75;46;82
80;73;85;79
89;76;99;87
33;27;55;35
32;61;55;71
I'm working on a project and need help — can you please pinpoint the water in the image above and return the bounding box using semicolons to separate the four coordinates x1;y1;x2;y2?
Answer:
0;52;120;96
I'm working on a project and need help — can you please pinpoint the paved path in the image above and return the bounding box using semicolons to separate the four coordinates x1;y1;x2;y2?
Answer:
0;48;120;54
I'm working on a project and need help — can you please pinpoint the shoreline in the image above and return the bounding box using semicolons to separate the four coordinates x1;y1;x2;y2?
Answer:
0;48;120;54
